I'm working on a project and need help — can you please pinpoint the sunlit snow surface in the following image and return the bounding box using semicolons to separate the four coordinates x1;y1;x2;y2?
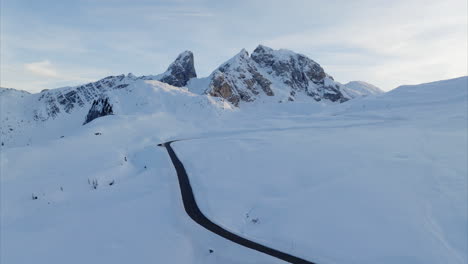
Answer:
1;77;467;264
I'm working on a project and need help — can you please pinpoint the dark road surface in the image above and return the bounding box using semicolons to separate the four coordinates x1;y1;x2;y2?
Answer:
159;140;317;264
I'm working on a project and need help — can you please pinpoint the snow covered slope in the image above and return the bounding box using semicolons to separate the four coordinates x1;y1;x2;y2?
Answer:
174;76;467;264
1;76;466;264
1;36;466;264
337;76;467;118
342;81;383;98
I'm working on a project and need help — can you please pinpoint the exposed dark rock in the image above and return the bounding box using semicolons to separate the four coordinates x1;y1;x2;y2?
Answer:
207;49;274;106
209;71;241;106
159;51;197;87
83;97;113;125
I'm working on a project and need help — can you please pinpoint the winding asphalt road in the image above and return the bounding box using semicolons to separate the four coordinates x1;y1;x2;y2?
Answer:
159;140;317;264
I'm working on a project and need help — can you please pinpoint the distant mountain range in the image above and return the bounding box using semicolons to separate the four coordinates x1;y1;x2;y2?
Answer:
0;45;385;147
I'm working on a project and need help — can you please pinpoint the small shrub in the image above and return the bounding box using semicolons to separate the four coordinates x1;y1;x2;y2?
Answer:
88;178;98;189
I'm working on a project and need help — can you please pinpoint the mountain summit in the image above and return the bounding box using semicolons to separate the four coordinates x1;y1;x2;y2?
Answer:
159;51;197;87
194;45;350;106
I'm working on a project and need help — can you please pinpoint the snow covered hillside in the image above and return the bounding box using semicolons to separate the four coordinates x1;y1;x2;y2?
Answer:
0;78;232;148
1;58;466;264
174;76;467;264
343;81;383;98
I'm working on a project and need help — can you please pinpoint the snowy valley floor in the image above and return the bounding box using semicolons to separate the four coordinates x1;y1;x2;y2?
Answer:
1;77;467;264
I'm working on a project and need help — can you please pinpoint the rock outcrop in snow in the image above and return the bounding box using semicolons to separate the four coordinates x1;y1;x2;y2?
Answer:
32;74;135;121
158;51;197;87
83;97;114;125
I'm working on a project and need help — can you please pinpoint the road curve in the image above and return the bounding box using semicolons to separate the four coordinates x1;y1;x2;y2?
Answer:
159;140;317;264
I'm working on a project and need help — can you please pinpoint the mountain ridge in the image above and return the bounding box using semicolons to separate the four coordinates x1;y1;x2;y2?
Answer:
0;45;384;147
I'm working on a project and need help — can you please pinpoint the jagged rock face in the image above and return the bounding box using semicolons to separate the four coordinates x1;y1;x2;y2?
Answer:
159;51;197;87
209;72;241;106
204;45;349;106
251;45;348;103
252;45;326;90
207;50;273;106
83;97;113;125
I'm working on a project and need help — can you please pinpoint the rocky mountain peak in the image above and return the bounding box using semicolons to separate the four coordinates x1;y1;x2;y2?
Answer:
217;49;250;72
159;51;197;87
253;44;273;53
127;72;137;79
238;48;249;59
207;49;273;106
251;45;327;85
202;45;349;105
250;45;347;103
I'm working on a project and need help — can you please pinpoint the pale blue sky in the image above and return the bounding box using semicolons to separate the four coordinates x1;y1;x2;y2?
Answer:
1;0;466;92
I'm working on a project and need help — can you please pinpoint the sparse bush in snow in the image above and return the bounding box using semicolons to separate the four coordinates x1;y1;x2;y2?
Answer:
88;178;99;190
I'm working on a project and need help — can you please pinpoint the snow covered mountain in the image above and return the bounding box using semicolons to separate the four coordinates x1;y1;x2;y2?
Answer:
342;81;383;98
157;51;197;87
1;45;382;148
1;75;466;264
0;45;358;125
190;45;351;106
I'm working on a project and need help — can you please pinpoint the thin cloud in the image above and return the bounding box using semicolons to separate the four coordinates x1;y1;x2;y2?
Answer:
90;5;215;21
24;60;59;78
